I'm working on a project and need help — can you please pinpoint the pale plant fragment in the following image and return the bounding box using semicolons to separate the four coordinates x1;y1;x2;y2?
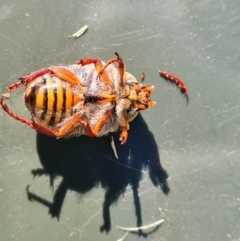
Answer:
110;135;119;159
117;231;129;241
117;219;164;232
1;93;10;99
141;71;145;81
68;25;88;39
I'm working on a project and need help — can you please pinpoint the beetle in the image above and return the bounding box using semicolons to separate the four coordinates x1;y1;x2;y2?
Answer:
0;53;188;144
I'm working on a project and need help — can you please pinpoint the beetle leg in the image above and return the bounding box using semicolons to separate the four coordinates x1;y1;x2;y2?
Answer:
159;70;189;104
76;57;112;86
119;112;129;144
8;68;50;91
0;98;33;127
49;66;81;86
8;66;81;92
31;112;92;138
159;70;188;95
85;109;113;137
95;93;117;103
119;127;128;144
76;57;98;66
30;122;57;136
32;110;112;138
1;95;112;138
98;52;125;86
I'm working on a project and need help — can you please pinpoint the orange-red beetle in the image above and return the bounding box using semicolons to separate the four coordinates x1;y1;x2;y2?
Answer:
0;53;188;144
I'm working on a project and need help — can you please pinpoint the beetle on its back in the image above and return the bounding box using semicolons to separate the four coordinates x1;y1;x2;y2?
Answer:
1;53;161;144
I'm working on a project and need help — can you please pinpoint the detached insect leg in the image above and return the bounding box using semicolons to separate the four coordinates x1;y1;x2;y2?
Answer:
0;98;33;127
159;70;189;104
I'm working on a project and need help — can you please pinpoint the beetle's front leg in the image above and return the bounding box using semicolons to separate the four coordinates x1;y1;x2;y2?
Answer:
21;66;80;86
8;68;50;91
76;57;112;86
8;66;81;92
98;52;125;86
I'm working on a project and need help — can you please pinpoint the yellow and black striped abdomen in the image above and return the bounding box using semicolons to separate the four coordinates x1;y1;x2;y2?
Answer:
24;75;83;127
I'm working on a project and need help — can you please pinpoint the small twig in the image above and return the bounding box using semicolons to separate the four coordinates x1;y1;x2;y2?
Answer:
1;93;10;99
117;231;129;241
141;71;145;81
68;25;88;39
117;219;164;232
110;135;119;159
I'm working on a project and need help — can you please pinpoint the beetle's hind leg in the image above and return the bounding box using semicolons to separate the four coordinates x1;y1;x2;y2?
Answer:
31;112;100;138
30;113;87;138
0;97;33;127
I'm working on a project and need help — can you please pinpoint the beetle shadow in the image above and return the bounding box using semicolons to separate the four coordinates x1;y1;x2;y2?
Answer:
26;113;170;234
